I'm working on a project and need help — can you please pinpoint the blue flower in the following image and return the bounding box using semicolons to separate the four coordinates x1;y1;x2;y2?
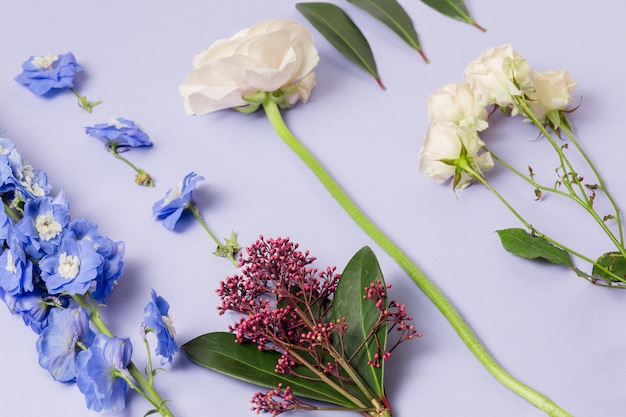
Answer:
15;194;70;259
85;118;152;149
36;306;94;382
0;229;35;296
76;334;132;413
143;289;179;364
40;234;104;295
152;172;204;230
69;218;125;302
14;52;83;96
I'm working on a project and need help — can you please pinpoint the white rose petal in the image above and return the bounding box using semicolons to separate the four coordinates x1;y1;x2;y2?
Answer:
180;19;319;115
427;83;489;131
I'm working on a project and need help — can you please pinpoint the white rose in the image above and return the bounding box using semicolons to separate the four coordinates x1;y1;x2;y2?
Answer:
418;124;494;188
427;83;489;131
526;69;578;122
180;19;319;115
464;44;532;108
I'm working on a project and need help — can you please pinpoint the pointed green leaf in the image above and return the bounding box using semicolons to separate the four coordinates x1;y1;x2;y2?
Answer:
182;332;365;407
347;0;428;62
296;2;385;89
592;252;626;284
333;246;387;398
420;0;485;31
496;228;572;266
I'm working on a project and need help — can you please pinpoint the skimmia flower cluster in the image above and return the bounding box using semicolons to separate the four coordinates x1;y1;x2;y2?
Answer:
14;52;101;112
85;118;155;187
214;237;418;416
152;172;240;266
0;138;177;416
419;44;626;287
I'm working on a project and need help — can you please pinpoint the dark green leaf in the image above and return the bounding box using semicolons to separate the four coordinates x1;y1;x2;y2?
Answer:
592;252;626;284
347;0;428;62
496;228;572;266
419;0;485;31
333;246;386;398
182;332;366;407
296;2;385;89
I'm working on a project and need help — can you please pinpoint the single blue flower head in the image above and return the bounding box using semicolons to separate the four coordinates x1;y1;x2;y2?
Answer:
152;172;204;230
40;233;104;295
1;286;67;333
85;118;152;149
144;289;179;364
36;306;94;382
15;194;70;259
15;52;83;96
76;334;132;413
0;229;35;296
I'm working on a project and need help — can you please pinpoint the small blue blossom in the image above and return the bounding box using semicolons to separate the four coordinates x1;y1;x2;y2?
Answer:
144;289;179;364
36;306;95;382
152;172;204;230
69;218;125;302
15;52;83;96
40;234;104;295
85;118;152;149
15;194;70;259
2;287;68;333
76;334;132;413
0;230;35;296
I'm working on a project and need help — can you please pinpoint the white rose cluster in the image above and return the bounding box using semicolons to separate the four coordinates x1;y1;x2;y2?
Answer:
419;43;578;189
179;19;319;115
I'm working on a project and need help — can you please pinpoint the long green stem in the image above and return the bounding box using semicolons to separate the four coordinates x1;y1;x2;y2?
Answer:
108;143;154;187
73;295;174;417
262;96;572;416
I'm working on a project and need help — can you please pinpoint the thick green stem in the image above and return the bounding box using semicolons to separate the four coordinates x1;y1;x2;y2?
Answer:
261;96;572;416
73;295;174;417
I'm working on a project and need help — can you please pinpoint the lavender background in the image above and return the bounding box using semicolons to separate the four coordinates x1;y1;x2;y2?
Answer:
1;1;625;416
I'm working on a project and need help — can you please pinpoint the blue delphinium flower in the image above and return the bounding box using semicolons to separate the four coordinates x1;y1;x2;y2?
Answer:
152;172;204;230
143;289;179;364
69;218;125;302
76;334;132;413
2;287;68;333
14;53;83;96
0;229;35;296
40;233;104;295
85;118;152;149
36;306;95;382
15;194;70;259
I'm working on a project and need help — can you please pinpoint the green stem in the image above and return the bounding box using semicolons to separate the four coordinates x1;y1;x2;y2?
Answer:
261;95;572;417
70;88;102;113
108;143;154;187
73;295;174;417
188;204;239;266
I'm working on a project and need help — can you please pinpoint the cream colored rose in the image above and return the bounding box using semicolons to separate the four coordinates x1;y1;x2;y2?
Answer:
464;44;532;108
526;69;578;122
418;124;494;188
427;83;488;131
180;19;319;115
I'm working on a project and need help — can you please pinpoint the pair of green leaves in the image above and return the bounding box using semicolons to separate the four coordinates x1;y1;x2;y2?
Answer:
496;228;626;287
182;246;389;410
296;0;483;88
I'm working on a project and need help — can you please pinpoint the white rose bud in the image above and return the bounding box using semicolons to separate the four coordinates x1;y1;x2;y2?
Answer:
526;69;578;122
179;19;320;115
427;83;489;131
418;124;494;188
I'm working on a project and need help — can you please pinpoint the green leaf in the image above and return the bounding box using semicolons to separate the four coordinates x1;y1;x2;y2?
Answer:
333;246;387;398
347;0;428;62
592;252;626;284
182;332;365;407
296;2;385;89
496;228;573;266
419;0;485;31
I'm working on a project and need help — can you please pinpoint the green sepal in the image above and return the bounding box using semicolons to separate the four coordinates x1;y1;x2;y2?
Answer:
419;0;485;31
333;246;386;398
181;332;368;408
296;2;385;89
496;228;573;266
347;0;428;62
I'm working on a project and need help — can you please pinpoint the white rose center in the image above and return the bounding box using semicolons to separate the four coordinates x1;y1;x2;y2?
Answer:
58;253;80;280
35;212;63;241
32;54;59;69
